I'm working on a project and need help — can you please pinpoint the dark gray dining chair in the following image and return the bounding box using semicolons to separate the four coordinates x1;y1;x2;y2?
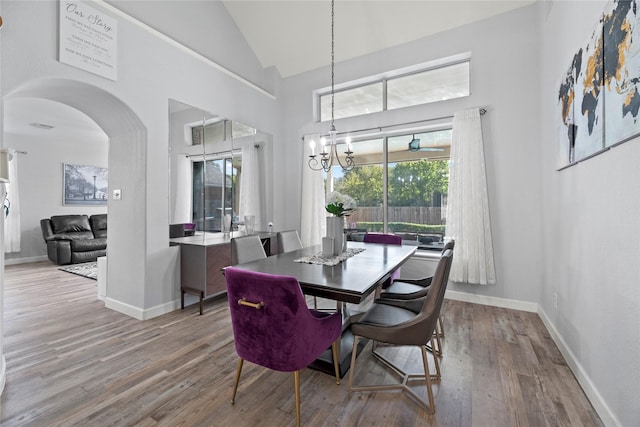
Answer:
231;235;267;265
348;249;453;413
377;239;455;355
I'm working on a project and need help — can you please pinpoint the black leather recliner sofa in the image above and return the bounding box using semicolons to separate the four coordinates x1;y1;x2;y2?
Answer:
40;214;107;265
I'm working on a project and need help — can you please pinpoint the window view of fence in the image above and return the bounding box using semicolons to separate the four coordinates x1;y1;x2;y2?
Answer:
326;130;450;247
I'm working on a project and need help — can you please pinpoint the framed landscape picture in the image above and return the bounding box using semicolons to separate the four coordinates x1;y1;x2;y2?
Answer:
63;163;108;206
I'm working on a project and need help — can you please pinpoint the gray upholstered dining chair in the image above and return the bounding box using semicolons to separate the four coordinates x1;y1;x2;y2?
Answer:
348;249;453;413
277;229;325;309
277;230;303;253
231;235;267;265
377;239;455;355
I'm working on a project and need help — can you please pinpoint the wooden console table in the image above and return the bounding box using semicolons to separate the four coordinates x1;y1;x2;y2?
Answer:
170;231;277;315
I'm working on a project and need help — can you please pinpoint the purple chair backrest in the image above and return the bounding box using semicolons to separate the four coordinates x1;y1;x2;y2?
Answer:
363;233;403;281
224;267;342;372
363;233;402;245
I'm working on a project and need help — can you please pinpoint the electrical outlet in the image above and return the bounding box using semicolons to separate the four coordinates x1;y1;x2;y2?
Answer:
554;292;558;309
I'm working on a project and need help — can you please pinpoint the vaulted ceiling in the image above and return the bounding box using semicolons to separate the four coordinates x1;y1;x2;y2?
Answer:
6;1;536;140
222;0;536;77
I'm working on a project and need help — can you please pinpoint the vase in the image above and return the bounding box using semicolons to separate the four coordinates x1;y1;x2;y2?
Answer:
326;216;345;256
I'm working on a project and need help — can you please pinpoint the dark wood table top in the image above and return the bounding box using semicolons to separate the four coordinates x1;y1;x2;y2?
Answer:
231;241;416;304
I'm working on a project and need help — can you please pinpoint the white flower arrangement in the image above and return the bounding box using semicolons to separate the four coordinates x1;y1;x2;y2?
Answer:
326;191;357;217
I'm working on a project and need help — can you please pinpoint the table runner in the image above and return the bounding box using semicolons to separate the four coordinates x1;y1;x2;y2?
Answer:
293;248;365;266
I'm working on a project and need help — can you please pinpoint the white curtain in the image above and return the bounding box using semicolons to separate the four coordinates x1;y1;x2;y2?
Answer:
300;134;325;247
172;155;191;223
446;108;495;285
239;145;261;229
4;152;21;253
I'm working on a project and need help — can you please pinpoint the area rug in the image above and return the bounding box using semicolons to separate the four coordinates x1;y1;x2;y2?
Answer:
59;261;98;280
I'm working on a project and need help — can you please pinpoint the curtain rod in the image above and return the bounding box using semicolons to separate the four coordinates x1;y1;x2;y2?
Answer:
304;107;487;141
184;144;259;158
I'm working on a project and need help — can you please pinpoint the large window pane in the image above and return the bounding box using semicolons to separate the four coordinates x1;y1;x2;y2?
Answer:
320;82;383;122
192;157;237;232
387;132;450;244
387;62;470;110
387;159;448;243
328;139;383;238
325;131;450;248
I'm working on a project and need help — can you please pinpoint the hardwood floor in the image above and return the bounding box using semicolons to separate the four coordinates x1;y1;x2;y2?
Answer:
1;262;603;426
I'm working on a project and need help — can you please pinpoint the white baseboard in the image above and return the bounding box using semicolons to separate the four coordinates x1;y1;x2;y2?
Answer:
537;308;620;427
5;255;48;265
445;289;538;312
0;355;5;397
451;290;618;427
104;297;180;320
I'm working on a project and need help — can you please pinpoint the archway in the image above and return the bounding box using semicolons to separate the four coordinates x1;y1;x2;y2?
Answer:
4;78;147;313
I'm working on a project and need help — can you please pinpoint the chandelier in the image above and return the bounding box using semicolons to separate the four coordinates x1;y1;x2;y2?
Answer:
308;0;355;173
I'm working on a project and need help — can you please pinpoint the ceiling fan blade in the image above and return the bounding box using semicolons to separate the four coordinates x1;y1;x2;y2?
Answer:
418;147;445;152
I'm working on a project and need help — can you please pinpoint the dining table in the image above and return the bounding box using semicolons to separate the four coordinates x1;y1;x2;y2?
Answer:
231;240;417;377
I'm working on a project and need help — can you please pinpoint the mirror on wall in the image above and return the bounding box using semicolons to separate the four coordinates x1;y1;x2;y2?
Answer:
168;99;269;240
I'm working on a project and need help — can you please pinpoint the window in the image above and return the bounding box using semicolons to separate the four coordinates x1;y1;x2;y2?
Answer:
317;55;470;122
192;157;239;232
320;82;383;122
387;62;470;110
191;120;229;146
328;129;451;248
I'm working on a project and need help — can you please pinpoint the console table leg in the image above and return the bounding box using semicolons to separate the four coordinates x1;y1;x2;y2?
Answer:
199;291;204;315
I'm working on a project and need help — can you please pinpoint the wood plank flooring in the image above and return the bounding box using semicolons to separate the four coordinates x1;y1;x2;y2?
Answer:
0;262;603;426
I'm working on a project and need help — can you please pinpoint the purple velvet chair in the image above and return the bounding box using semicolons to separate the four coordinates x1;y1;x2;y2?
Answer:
224;267;342;427
363;232;403;246
363;233;403;283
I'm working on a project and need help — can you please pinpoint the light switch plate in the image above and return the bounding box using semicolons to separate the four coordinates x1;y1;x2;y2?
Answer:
113;189;122;200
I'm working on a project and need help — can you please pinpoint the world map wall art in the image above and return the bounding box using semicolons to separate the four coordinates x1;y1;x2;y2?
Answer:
557;0;640;169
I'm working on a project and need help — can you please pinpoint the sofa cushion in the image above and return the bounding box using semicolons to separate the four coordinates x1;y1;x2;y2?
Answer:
71;237;107;252
50;215;91;234
90;214;107;238
46;232;94;241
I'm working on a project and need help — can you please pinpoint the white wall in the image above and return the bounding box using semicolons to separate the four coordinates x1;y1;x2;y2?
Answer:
3;1;637;423
105;0;273;93
4;124;108;263
540;2;640;426
281;3;639;424
280;4;544;304
1;1;279;319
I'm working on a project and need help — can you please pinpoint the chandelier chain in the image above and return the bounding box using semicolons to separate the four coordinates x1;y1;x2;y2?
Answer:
331;0;335;128
307;0;355;173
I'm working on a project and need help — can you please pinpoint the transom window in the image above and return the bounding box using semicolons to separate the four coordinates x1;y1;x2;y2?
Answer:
318;55;470;122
